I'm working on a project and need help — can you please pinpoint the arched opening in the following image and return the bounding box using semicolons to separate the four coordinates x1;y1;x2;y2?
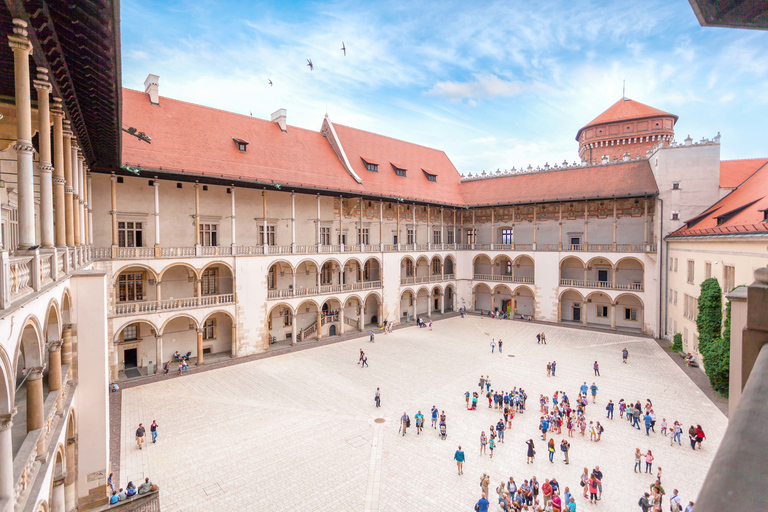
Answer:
320;260;339;286
473;283;491;312
363;258;381;282
473;255;492;278
13;318;45;458
295;300;320;342
615;258;644;291
513;286;535;318
320;298;342;336
115;320;160;376
267;303;295;344
415;287;430;316
615;294;644;332
401;257;415;280
364;293;382;327
343;296;363;333
430;256;442;277
444;256;455;277
44;301;61;345
586;291;613;328
415;257;429;279
267;261;294;292
431;286;442;313
559;289;584;324
493;255;513;280
342;259;361;287
115;265;157;305
200;262;234;299
493;284;513;315
444;285;455;312
400;290;415;322
160;315;199;366
159;263;197;302
586;257;613;288
514;255;535;283
200;311;235;360
559;257;586;286
294;260;319;296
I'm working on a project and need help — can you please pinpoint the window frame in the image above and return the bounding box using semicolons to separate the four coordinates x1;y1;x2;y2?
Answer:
202;319;216;340
117;220;144;248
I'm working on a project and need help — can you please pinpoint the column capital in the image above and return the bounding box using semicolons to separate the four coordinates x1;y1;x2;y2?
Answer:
154;334;163;340
38;162;54;174
33;68;52;92
48;339;64;351
51;98;65;118
110;173;118;182
0;407;17;430
13;142;35;154
8;19;33;54
25;366;45;380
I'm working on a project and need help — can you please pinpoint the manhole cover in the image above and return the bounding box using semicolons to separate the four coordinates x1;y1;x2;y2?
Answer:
374;418;386;424
507;354;515;357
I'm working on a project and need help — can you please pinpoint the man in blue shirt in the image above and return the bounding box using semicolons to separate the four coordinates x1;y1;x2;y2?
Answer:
454;445;465;475
590;383;598;403
580;382;588;396
431;406;438;428
644;413;653;435
475;493;490;512
563;487;573;507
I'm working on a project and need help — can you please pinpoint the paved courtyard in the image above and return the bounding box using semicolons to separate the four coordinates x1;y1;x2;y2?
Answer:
119;317;727;511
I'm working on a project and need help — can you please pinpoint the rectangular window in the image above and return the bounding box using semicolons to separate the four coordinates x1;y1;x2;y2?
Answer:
501;229;514;245
320;227;330;245
202;319;216;340
672;182;680;190
199;223;218;246
624;307;637;321
724;265;735;292
268;266;276;290
674;290;678;305
118;221;143;248
684;327;688;346
407;228;414;245
259;225;275;245
202;269;218;295
674;258;678;272
466;229;475;245
433;230;442;244
687;260;695;284
447;229;455;244
597;305;608;317
423;171;437;182
338;234;346;245
671;212;680;221
283;309;292;326
321;264;332;285
703;262;711;280
118;273;144;302
570;236;581;245
393;166;407;177
668;289;673;303
357;228;369;245
123;324;139;341
363;160;378;172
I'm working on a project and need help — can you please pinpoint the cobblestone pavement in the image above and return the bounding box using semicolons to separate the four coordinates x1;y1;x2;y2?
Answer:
119;317;726;511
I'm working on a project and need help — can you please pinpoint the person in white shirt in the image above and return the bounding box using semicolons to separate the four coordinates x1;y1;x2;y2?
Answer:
669;489;682;511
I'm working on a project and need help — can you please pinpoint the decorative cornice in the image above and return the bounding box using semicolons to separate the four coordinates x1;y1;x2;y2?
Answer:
0;408;17;430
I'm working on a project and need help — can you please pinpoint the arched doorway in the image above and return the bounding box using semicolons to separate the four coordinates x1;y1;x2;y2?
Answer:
473;283;491;312
114;320;160;375
559;289;584;324
513;286;535;318
400;290;415;322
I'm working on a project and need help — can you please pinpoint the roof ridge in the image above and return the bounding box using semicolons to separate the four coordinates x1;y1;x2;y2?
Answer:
122;87;323;137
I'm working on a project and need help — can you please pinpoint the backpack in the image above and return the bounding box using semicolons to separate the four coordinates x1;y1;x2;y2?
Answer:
599;425;604;433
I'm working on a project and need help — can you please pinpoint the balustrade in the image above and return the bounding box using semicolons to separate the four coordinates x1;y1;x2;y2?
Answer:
113;293;235;316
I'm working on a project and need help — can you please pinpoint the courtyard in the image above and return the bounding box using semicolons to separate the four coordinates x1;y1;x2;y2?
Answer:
118;317;727;511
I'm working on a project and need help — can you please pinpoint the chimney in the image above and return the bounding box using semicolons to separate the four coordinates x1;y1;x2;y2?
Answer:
144;74;160;105
271;108;287;132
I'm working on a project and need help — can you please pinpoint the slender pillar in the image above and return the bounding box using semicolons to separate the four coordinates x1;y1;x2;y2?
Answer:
262;190;268;250
51;477;66;512
338;195;343;247
396;204;400;248
61;327;73;365
583;204;589;248
196;328;204;365
559;204;563;250
532;206;537;249
643;199;649;245
49;340;63;411
231;324;237;356
81;161;88;245
358;197;363;247
379;200;384;251
440;207;444;248
63;124;75;246
35;68;55;248
64;436;76;511
52;100;67;247
428;295;433;318
472;210;475;248
612;200;618;250
230;186;236;246
110;174;118;248
87;173;94;244
291;192;296;252
511;207;516;247
453;209;456;246
316;194;321;247
378;303;383;327
291;270;296;293
582;304;588;326
440;293;445;314
194;183;201;246
316;311;323;339
426;206;431;250
412;204;416;246
153;178;160;249
491;208;495;245
0;410;16;504
339;308;345;335
9;19;36;250
26;367;45;456
155;335;163;369
610;304;616;329
71;143;80;246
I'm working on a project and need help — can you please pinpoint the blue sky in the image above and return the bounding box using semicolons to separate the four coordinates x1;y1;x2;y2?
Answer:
120;0;768;174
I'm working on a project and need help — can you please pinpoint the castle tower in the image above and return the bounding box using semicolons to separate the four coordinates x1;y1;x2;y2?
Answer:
577;97;678;163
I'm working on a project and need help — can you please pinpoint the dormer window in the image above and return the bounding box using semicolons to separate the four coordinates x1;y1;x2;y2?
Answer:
232;137;249;152
361;158;378;172
422;170;437;182
392;164;407;177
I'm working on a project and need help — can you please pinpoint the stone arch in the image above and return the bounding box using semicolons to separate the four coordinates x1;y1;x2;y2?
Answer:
0;345;12;415
400;289;415;321
318;257;343;270
296;298;321;312
586;291;613;327
33;499;48;512
559;256;586;284
158;261;200;281
615;293;644;330
614;293;644;308
60;288;72;325
363;292;381;326
400;256;416;279
443;255;455;276
615;257;645;289
430;255;443;276
201;309;235;326
200;261;235;295
444;284;455;311
559;289;585;323
200;260;234;275
66;408;76;437
14;315;45;372
53;442;66;476
43;298;62;343
585;256;615;270
112;263;160;285
160;314;199;336
362;257;381;281
415;256;430;278
472;282;492;311
341;256;364;270
512;285;535;317
415;286;430;315
112;319;160;343
344;294;364;308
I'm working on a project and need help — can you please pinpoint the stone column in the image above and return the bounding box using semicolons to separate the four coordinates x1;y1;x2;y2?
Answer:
65;436;76;511
428;294;433;318
230;186;236;247
26;367;45;455
291;317;297;345
491;208;495;245
49;340;63;411
610;304;616;330
9;19;36;250
379;200;384;251
262;191;268;251
291;192;296;252
377;303;383;327
51;476;66;512
110;174;118;250
155;335;163;369
643;199;649;245
194;183;201;247
426;206;431;250
62;326;73;365
471;210;475;248
582;305;588;326
396;204;400;249
612;200;618;251
316;194;321;248
196;328;204;365
532;206;537;250
52;100;67;247
153;178;160;253
316;311;323;339
583;206;589;248
440;294;445;314
359;197;363;248
339;307;345;335
511;207;516;247
0;409;16;504
231;324;237;356
63;124;75;246
558;204;563;251
412;204;416;246
291;270;296;295
71;143;81;246
78;157;87;245
35;68;55;248
87;173;94;244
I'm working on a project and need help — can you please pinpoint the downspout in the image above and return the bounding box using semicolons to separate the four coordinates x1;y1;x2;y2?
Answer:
658;197;667;339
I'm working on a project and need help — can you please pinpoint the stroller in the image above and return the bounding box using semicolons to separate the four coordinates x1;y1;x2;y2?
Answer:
439;421;447;440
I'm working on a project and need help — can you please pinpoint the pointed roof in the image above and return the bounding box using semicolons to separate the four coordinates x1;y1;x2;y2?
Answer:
577;98;678;140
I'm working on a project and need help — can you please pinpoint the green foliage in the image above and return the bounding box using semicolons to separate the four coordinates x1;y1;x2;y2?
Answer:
696;278;728;397
722;300;731;345
696;278;722;344
699;337;729;397
671;333;683;353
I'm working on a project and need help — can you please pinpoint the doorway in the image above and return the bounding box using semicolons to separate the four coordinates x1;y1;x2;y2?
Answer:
597;269;609;283
329;324;337;336
124;348;138;369
572;304;581;322
434;297;439;311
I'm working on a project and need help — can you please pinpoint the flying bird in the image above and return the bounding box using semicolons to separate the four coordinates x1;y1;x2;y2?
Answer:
341;42;346;56
307;59;314;71
268;79;273;86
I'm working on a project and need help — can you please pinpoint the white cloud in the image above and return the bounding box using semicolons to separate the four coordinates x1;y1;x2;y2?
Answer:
427;74;526;102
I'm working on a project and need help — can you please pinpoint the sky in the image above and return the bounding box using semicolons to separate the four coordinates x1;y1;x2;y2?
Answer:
120;0;768;175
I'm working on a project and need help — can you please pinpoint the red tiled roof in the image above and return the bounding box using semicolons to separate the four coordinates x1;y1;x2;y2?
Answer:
576;98;677;141
670;163;768;238
122;88;357;193
331;123;465;205
719;158;768;188
459;160;658;206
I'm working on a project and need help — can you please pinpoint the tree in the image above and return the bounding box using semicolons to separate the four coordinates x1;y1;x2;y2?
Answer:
671;333;683;353
696;278;728;397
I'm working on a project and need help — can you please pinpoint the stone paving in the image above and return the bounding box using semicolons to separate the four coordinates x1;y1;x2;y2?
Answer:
118;316;727;511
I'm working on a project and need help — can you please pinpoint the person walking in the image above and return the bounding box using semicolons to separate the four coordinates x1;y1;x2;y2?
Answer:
479;375;485;392
547;362;552;377
669;489;682;511
414;410;424;434
644;411;653;436
498;339;503;353
561;439;570;464
548;438;556;463
400;412;408;436
590;382;598;403
150;420;159;443
695;425;706;450
580;468;589;498
537;333;541;344
688;425;697;450
594;361;600;376
622;347;629;363
475;492;490;512
645;449;655;474
135;423;146;450
361;354;368;368
369;330;375;343
480;431;487;455
526;439;535;463
606;400;614;420
489;436;496;458
431;406;438;428
551;360;556;376
587;473;599;504
481;474;491;501
491;339;496;353
542;332;547;344
454;445;465;475
358;349;364;365
375;388;381;407
634;448;643;473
